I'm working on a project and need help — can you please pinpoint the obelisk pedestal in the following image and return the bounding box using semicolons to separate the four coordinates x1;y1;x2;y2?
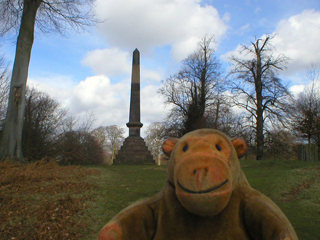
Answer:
113;49;154;165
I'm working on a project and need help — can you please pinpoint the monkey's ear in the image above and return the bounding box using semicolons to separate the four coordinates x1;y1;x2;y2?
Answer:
231;138;247;158
162;138;179;157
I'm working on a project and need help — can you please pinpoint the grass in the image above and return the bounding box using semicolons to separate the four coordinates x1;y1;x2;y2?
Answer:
240;160;320;240
79;165;167;239
0;160;319;239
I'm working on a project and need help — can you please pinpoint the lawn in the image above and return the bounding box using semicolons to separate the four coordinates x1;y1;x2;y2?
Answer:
0;159;319;239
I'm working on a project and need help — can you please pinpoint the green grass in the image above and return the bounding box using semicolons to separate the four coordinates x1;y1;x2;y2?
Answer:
82;160;320;240
79;165;167;239
1;160;319;239
241;160;320;240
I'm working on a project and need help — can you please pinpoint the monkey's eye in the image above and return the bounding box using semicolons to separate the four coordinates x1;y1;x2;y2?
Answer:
216;144;222;151
183;144;189;152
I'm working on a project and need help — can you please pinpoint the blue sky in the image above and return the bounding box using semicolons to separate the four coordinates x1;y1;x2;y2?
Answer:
1;0;320;134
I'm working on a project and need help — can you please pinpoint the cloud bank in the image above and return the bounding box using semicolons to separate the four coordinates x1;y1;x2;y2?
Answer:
28;75;169;132
93;0;228;61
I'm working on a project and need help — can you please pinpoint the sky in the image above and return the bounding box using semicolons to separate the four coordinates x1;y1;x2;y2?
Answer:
1;0;320;135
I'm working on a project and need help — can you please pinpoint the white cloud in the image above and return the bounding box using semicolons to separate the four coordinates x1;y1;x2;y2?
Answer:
254;7;261;14
289;79;320;97
67;75;130;126
220;43;248;65
222;12;231;23
82;47;164;87
82;48;131;76
141;84;170;124
142;68;163;83
289;84;306;95
28;75;77;107
271;9;320;73
239;23;250;34
222;9;320;78
29;75;129;127
28;74;170;131
72;76;125;107
171;37;201;61
28;75;76;91
94;0;228;61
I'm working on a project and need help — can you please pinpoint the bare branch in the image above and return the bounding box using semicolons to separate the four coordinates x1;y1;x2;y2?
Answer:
159;36;224;133
228;35;290;160
0;0;98;36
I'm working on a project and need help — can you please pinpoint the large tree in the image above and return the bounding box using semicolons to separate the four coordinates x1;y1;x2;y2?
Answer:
229;35;289;160
291;67;320;154
0;0;96;162
159;36;223;134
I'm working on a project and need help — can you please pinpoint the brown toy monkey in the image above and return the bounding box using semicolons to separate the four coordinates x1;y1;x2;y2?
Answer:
98;129;298;240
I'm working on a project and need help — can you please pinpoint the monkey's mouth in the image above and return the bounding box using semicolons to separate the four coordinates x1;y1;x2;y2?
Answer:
177;179;229;194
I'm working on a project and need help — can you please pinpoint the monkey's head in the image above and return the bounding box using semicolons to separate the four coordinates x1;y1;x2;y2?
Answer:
162;129;247;216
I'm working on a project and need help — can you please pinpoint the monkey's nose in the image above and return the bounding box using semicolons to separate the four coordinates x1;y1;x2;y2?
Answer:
193;167;208;175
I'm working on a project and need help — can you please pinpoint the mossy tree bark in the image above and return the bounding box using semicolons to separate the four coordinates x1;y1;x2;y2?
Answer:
0;0;41;162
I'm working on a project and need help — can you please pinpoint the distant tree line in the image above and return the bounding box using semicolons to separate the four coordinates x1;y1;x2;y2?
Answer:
0;63;125;164
0;33;319;163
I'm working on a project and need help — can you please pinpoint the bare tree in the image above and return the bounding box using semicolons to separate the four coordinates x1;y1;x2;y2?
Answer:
291;66;320;151
22;87;67;160
0;0;96;162
91;126;110;164
80;131;105;165
264;128;297;160
57;130;105;165
229;35;290;160
57;113;106;165
78;111;96;133
159;36;223;134
91;126;107;148
0;54;10;129
62;111;95;134
294;83;320;144
145;122;166;165
105;125;125;161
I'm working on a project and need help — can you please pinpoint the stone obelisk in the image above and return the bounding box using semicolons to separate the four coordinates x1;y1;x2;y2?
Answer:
126;49;143;137
113;49;154;165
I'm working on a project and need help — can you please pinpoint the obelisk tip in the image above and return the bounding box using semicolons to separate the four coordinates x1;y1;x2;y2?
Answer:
132;48;140;65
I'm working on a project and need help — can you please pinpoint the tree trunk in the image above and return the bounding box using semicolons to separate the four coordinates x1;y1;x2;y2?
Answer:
255;44;264;160
213;99;220;129
256;107;264;160
0;0;41;162
255;76;264;160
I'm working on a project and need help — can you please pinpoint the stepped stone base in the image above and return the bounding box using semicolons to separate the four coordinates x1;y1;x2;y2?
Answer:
113;136;155;164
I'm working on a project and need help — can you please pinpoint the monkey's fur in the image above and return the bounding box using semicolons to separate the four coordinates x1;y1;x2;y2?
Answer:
98;129;298;240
